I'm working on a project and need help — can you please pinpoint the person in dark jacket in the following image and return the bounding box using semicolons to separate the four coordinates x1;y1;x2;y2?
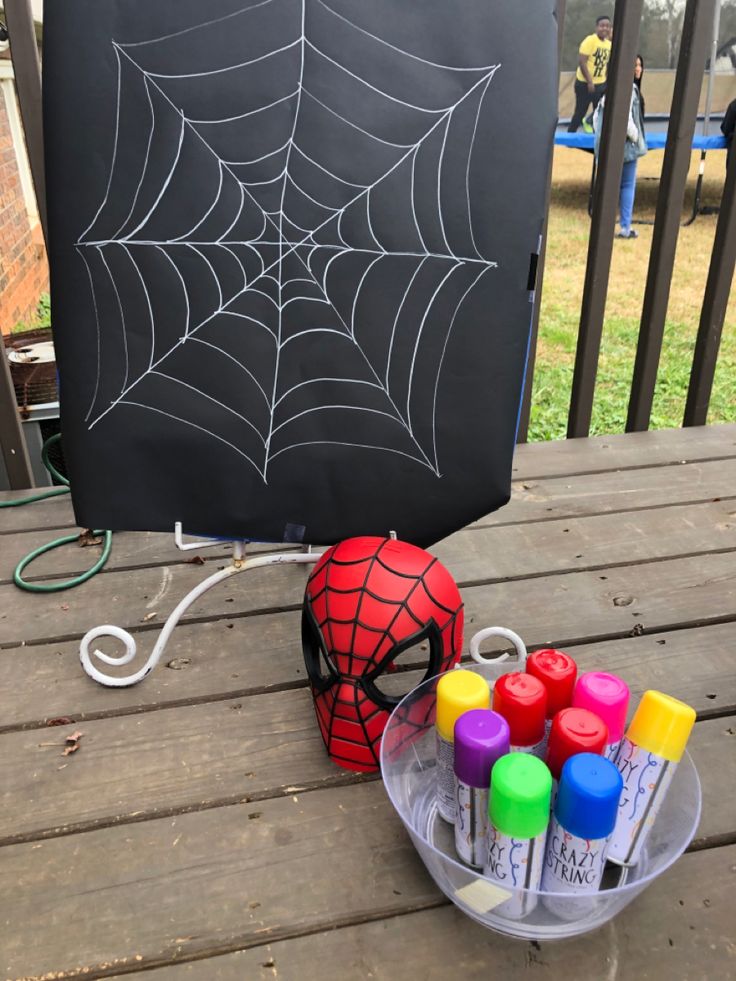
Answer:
722;97;736;167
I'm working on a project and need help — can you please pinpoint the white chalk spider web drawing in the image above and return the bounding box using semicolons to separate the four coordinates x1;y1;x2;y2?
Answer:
77;0;501;483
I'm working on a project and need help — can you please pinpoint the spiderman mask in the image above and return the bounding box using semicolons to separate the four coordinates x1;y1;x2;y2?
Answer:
302;536;464;772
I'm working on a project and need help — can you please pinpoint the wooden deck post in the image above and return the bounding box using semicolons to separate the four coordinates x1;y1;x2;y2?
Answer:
0;0;43;490
4;0;48;247
683;143;736;426
567;0;644;439
626;0;716;432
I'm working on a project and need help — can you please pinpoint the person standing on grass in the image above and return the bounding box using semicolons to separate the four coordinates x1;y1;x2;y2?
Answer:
593;55;648;239
568;15;612;133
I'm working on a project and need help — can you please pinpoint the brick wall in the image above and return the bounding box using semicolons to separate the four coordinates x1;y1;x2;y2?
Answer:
0;82;48;335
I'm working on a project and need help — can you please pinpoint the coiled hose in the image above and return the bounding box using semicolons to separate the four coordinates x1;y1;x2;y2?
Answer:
0;434;112;592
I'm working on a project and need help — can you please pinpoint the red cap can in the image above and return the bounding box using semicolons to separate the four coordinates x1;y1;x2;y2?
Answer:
527;648;577;719
492;672;547;748
546;707;608;780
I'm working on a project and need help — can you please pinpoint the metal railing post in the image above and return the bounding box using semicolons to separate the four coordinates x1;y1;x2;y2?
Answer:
683;142;736;426
626;0;716;432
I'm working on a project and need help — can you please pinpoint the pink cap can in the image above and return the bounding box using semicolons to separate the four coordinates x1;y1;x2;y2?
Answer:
572;672;630;744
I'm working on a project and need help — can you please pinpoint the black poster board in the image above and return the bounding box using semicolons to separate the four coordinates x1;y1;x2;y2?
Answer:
44;0;557;546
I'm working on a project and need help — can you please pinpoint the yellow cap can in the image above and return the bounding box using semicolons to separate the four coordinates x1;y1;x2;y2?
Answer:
627;690;696;762
435;670;490;742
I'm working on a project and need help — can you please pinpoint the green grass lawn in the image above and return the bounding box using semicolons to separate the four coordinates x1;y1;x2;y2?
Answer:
529;147;736;441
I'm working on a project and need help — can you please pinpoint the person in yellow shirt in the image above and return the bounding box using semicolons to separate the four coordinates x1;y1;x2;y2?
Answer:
568;15;612;133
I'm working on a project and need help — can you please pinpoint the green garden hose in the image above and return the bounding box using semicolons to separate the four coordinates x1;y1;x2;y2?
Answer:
1;434;113;592
0;485;69;506
0;435;70;507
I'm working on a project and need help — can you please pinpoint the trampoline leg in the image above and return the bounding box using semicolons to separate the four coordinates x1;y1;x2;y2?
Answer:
588;156;596;218
684;151;707;226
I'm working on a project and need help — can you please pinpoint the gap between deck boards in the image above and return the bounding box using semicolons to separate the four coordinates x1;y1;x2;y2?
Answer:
6;594;736;654
96;843;736;981
0;708;732;849
3;576;736;733
3;621;736;736
1;771;732;855
3;542;736;652
512;452;736;484
5;493;736;588
5;534;736;596
5;453;736;578
104;900;452;980
3;424;735;537
4;827;735;980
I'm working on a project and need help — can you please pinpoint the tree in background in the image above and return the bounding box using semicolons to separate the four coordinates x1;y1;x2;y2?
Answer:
0;6;43;55
717;0;736;67
648;0;683;68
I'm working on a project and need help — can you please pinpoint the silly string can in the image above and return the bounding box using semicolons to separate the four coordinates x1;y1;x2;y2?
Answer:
484;753;551;918
454;709;510;868
545;706;608;807
435;670;490;823
573;672;630;762
492;672;547;758
608;690;695;867
527;648;577;750
542;753;623;920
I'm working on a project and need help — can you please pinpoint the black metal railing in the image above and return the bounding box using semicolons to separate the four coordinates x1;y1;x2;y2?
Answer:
518;0;735;442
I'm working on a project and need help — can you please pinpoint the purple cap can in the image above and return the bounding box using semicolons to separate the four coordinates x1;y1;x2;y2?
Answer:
454;709;511;788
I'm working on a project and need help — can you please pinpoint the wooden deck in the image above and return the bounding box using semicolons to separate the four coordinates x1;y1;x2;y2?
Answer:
1;424;735;980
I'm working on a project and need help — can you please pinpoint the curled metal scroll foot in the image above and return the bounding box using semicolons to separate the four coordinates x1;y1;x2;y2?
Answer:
468;626;528;670
79;551;323;687
80;624;146;687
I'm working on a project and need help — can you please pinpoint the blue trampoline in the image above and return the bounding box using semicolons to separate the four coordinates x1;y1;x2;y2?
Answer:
554;116;729;224
555;131;727;150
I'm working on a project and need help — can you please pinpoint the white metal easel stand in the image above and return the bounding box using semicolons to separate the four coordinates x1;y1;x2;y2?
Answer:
79;522;323;687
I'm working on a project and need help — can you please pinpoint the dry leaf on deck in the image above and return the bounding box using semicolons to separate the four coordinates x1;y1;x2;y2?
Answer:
78;529;103;547
62;731;84;756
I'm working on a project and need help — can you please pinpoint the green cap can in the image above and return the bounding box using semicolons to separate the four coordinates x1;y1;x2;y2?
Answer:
488;753;552;839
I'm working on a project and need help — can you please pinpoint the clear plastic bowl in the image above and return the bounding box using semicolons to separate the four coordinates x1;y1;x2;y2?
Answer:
380;663;702;940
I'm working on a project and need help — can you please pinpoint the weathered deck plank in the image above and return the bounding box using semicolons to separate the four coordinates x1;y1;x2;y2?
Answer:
5;553;736;684
107;845;736;981
511;423;736;480
2;616;735;733
0;490;76;534
0;690;732;845
1;772;733;980
3;493;735;591
2;527;736;650
0;530;229;584
1;424;735;979
500;456;736;525
2;423;735;535
1;781;434;978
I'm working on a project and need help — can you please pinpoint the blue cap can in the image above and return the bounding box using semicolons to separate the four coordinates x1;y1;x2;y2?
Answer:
555;753;623;840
